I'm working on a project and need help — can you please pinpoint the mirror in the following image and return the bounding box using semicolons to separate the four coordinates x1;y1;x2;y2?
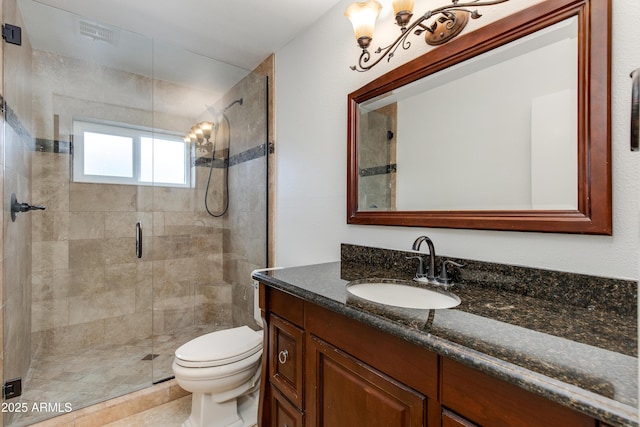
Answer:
347;0;611;234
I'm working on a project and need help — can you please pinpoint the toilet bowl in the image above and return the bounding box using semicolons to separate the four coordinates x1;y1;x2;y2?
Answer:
173;325;263;427
173;273;277;427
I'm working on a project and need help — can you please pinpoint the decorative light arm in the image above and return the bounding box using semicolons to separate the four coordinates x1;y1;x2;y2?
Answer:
349;0;510;72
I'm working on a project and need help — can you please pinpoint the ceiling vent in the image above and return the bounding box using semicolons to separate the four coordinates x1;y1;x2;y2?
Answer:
78;20;117;44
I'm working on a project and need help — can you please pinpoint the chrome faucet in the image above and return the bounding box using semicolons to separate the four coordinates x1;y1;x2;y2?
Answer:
411;236;437;281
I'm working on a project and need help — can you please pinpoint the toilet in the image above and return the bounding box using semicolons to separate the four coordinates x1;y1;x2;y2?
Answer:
173;284;264;427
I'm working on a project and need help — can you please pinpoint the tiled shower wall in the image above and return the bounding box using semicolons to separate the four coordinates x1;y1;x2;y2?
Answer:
221;66;270;329
28;48;269;358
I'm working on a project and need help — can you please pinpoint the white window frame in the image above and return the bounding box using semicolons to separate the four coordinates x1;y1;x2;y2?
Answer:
72;120;192;188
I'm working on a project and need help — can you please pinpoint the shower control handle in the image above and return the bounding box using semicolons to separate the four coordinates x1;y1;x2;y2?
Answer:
15;202;45;212
10;193;46;222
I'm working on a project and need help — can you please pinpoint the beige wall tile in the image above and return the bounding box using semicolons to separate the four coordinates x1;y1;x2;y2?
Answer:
32;298;69;332
32;241;69;272
70;183;137;212
103;237;135;265
69;212;105;240
68;288;136;325
32;152;70;183
68;239;104;270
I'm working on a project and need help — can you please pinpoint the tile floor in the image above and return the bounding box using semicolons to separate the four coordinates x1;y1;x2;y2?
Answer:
7;324;222;427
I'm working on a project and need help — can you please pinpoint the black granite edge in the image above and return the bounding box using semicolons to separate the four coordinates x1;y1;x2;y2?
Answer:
341;243;638;317
253;270;639;427
359;163;397;177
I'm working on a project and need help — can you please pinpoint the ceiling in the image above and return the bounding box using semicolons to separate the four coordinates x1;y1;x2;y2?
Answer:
16;0;344;93
23;0;344;70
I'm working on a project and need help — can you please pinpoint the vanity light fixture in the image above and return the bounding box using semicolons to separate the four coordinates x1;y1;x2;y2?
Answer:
345;0;509;72
184;121;215;154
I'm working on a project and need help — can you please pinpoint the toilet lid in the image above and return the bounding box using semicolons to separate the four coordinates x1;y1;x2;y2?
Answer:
174;326;263;368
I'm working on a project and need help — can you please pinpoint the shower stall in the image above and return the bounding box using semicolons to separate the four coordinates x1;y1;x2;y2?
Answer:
1;0;269;425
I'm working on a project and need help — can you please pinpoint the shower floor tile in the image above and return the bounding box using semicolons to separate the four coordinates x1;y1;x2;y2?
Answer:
7;323;224;427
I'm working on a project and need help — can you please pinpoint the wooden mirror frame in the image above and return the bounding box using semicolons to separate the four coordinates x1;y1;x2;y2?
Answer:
347;0;611;234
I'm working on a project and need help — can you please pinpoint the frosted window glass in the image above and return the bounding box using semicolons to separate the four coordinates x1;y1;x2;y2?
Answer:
140;138;153;182
140;137;186;184
84;132;133;177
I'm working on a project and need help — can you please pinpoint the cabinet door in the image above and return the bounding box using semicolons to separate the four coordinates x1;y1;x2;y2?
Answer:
271;386;304;427
269;314;304;408
306;334;426;427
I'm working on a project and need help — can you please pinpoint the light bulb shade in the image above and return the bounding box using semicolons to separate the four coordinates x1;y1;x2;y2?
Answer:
391;0;414;15
391;0;414;28
188;131;197;143
198;121;213;139
194;128;204;143
345;0;383;49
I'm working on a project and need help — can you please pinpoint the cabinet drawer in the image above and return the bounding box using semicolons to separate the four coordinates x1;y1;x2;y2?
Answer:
268;287;304;326
269;314;304;408
271;386;304;427
442;409;478;427
441;358;596;427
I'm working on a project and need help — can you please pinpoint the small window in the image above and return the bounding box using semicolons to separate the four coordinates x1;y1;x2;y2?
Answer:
72;120;191;187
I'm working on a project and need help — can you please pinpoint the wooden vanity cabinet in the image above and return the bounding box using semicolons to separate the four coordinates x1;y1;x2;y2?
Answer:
441;358;597;427
259;284;605;427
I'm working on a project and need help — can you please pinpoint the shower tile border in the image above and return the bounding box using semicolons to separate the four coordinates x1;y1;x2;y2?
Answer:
195;142;272;168
359;163;397;177
1;95;31;141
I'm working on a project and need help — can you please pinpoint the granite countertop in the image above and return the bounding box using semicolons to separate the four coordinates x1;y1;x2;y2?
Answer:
253;261;639;427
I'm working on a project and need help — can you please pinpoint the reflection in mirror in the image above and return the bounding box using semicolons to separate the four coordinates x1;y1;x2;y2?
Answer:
347;0;611;234
358;18;578;212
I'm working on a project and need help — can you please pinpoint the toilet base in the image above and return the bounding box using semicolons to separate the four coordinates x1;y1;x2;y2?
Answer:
183;389;259;427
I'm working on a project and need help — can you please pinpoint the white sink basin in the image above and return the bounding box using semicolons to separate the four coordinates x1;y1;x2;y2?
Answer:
346;281;461;310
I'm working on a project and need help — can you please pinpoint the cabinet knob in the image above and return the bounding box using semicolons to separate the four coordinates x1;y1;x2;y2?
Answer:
278;349;289;364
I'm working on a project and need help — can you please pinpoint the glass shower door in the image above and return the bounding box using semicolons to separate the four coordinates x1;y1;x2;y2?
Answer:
3;1;156;425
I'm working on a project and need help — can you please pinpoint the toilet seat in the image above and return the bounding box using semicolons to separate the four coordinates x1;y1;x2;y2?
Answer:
175;326;263;368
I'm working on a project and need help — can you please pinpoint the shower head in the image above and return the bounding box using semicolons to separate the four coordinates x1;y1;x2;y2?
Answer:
205;98;243;118
224;98;243;112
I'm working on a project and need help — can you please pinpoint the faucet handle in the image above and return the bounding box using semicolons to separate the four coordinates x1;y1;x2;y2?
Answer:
406;255;426;277
438;260;464;285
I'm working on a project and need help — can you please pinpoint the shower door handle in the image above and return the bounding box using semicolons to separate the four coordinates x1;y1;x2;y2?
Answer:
136;222;142;259
631;68;639;151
